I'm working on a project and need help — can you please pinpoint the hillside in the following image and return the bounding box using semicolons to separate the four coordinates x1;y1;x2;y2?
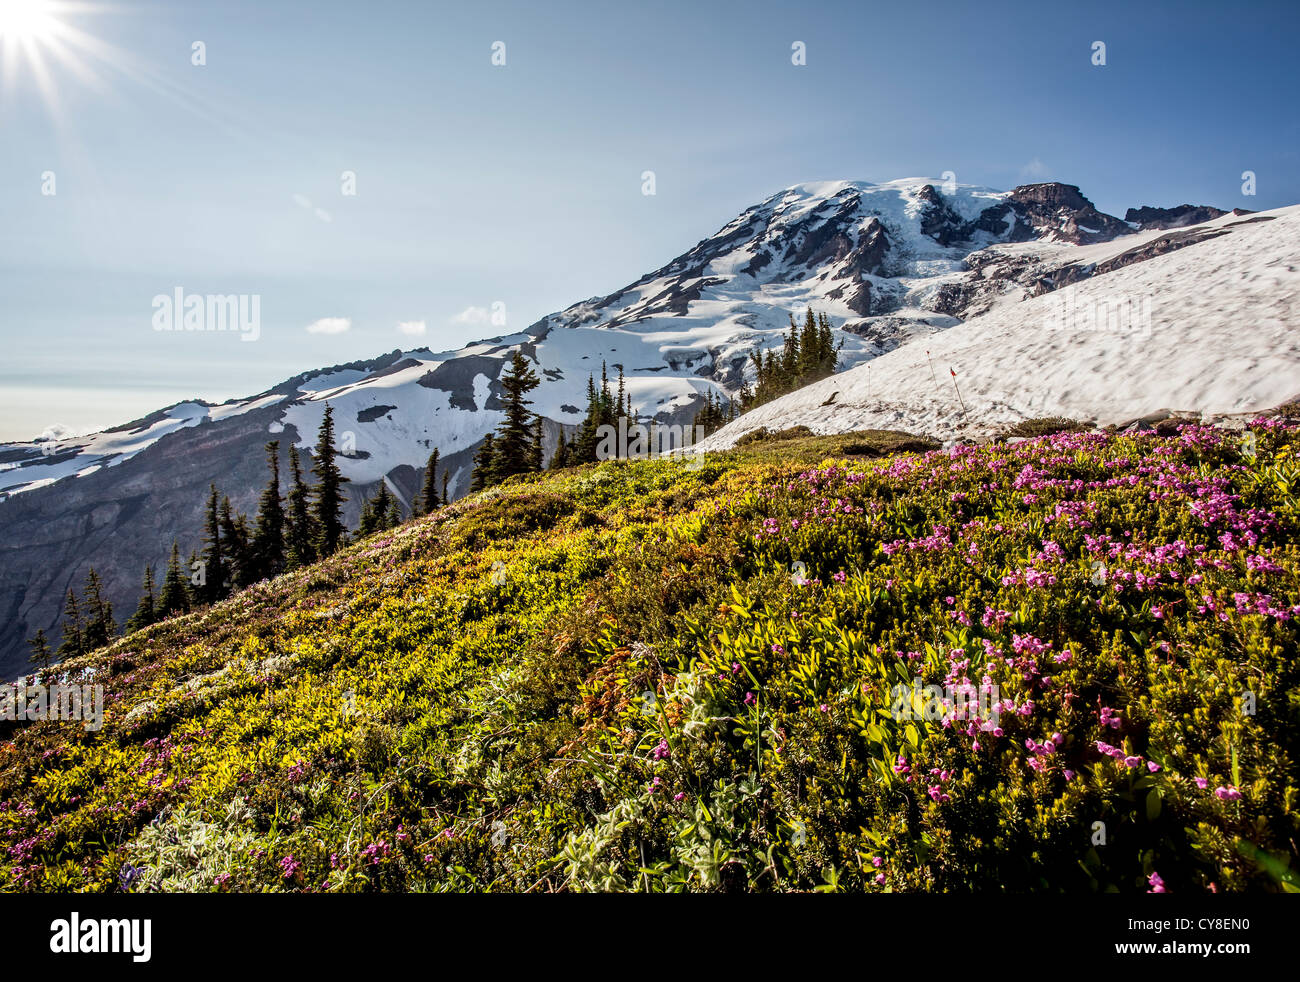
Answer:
2;415;1297;893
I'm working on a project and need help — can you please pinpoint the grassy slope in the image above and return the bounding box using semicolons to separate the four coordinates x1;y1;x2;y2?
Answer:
1;424;1297;893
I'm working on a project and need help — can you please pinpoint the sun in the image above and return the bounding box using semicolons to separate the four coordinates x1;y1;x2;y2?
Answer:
0;0;120;117
2;0;229;133
0;0;58;42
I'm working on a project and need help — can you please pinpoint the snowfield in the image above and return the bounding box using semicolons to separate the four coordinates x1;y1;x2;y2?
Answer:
695;205;1300;449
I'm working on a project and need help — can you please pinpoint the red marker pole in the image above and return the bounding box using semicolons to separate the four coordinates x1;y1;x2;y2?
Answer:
950;367;968;415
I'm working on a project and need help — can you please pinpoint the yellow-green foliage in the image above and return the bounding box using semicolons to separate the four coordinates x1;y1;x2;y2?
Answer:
1;420;1297;893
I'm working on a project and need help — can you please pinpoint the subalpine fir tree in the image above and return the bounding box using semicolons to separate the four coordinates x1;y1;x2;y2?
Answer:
158;542;191;616
285;445;316;570
57;588;85;659
529;418;544;472
384;494;402;529
549;431;569;470
81;568;116;650
817;313;836;376
27;629;53;673
251;441;285;581
420;448;440;513
796;308;817;379
200;484;226;605
493;351;541;481
185;548;204;606
216;497;239;591
575;375;601;462
441;471;450;506
692;389;732;436
359;481;393;536
125;565;157;634
574;366;622;464
470;433;498;492
311;404;349;557
221;499;256;590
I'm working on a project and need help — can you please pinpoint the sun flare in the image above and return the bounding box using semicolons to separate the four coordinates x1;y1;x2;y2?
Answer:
0;0;235;136
0;0;58;42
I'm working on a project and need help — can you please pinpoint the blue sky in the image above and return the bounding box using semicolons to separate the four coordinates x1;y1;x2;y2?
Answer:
1;0;1296;440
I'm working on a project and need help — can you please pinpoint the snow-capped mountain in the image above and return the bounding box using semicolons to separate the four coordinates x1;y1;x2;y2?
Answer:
0;178;1258;678
695;204;1300;449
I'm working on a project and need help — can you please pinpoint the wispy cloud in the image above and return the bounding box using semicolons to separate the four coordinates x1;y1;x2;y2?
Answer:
293;193;333;223
1020;157;1050;179
305;317;351;335
397;320;427;336
37;423;77;442
450;305;490;326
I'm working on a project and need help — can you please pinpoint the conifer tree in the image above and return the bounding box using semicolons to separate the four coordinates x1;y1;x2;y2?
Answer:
200;484;226;605
441;471;450;506
470;433;497;492
217;498;238;592
549;431;569;470
743;309;841;410
27;629;53;672
574;365;626;464
797;309;818;380
159;542;191;616
359;481;393;536
693;389;733;436
529;418;544;472
251;441;285;581
816;312;836;376
384;494;402;529
81;567;116;650
57;588;85;659
493;351;541;481
221;499;256;590
575;374;601;463
311;404;349;557
420;448;440;513
285;445;316;570
126;565;157;634
186;548;204;606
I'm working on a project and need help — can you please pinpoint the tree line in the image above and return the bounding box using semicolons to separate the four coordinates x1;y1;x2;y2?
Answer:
738;309;841;410
470;352;697;489
470;313;840;491
29;402;451;671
